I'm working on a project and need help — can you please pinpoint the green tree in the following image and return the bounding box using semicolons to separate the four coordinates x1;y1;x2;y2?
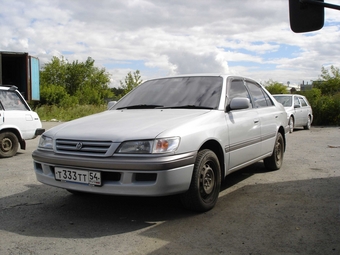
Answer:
40;56;67;88
39;56;113;106
313;65;340;95
119;70;143;94
263;80;288;94
110;87;125;100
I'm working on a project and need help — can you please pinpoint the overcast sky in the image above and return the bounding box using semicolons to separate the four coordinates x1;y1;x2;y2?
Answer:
1;0;340;87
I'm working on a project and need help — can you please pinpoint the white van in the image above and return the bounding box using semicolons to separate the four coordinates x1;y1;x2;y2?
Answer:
0;85;44;158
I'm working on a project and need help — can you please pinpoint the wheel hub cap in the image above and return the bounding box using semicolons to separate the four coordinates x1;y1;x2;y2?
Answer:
1;138;12;152
201;164;215;195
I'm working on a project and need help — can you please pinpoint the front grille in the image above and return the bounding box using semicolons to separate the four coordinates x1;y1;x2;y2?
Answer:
56;139;112;156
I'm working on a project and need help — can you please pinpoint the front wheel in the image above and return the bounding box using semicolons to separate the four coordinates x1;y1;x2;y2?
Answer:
180;149;221;212
288;116;294;133
264;133;284;171
0;132;19;158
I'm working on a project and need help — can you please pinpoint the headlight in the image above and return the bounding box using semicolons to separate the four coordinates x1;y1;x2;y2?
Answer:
117;137;180;154
38;135;53;149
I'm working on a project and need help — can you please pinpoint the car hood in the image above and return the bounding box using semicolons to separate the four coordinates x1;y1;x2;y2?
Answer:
46;109;211;142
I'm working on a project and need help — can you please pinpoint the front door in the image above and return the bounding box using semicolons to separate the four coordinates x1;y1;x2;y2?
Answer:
226;79;262;171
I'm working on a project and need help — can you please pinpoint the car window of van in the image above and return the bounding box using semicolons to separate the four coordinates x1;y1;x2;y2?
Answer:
0;90;28;111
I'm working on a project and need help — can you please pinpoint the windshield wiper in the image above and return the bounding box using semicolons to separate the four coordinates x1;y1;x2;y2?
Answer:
117;104;164;110
161;105;214;110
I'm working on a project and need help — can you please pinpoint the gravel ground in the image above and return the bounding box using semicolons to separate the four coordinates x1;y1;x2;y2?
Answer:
0;123;339;255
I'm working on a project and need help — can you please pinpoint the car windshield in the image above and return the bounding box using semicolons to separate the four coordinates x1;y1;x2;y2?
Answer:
273;96;292;107
113;76;223;110
0;90;29;111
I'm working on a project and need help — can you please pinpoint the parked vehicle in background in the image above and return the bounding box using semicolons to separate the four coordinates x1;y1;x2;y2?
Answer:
33;74;288;212
0;85;44;158
273;94;313;133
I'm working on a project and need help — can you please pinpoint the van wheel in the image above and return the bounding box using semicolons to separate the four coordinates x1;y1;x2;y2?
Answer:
180;149;221;212
0;132;19;158
264;133;284;171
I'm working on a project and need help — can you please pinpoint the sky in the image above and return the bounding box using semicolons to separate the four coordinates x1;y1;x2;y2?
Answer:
1;0;340;88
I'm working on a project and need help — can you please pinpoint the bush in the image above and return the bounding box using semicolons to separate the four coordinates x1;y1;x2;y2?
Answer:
300;89;340;126
35;104;107;122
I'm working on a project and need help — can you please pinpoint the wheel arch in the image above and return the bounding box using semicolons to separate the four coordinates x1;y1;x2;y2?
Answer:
308;113;313;124
278;126;286;152
0;128;26;150
198;139;225;178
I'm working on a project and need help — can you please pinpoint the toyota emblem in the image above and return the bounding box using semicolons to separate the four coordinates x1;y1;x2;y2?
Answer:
76;142;83;150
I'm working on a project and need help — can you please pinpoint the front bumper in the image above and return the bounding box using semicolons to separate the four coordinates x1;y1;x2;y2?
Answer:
32;150;196;196
35;128;45;136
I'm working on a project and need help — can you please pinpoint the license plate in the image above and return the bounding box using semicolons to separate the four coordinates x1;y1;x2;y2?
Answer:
55;167;101;186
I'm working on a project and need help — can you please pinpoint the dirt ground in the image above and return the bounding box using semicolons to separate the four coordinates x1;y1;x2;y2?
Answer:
0;123;340;255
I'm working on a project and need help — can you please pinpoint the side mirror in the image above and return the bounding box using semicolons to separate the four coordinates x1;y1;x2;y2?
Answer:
294;104;301;108
289;0;324;33
229;97;251;111
107;101;117;110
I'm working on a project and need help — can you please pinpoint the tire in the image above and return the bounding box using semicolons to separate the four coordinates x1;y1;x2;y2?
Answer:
0;132;19;158
264;132;284;171
180;149;221;212
288;116;294;133
304;116;311;130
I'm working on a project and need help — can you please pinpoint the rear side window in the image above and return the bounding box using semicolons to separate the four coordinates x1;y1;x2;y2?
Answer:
246;81;272;108
263;91;274;106
299;97;308;107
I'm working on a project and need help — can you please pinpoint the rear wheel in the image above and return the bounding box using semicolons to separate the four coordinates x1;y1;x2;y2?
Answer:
264;133;284;171
180;149;221;212
0;132;19;158
304;116;311;130
288;116;294;133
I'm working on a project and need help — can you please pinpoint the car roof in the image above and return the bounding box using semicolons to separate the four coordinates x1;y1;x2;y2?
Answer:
273;94;306;98
0;85;18;91
145;73;260;83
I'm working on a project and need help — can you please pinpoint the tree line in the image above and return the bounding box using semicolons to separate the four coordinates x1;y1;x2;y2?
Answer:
35;56;142;108
265;66;340;126
36;56;340;125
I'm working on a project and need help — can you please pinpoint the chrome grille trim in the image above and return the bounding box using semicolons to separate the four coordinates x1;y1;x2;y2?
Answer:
55;139;112;156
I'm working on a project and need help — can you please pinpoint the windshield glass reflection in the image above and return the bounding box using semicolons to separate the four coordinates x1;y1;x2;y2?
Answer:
113;76;223;110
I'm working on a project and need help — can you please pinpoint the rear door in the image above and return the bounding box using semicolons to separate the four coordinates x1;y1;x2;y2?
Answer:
298;96;309;124
245;80;279;156
30;56;40;101
293;96;304;126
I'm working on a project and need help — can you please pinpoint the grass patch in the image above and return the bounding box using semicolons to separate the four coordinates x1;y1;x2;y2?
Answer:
34;104;107;122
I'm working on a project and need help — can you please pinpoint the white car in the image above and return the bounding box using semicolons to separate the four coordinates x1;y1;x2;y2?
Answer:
0;85;44;157
273;94;313;133
33;74;288;212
